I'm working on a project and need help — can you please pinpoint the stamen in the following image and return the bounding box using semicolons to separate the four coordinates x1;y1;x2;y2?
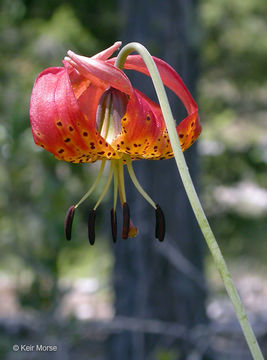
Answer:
75;160;106;208
118;159;126;204
113;161;118;210
64;205;75;241
110;208;117;243
93;162;114;210
122;202;130;239
155;204;166;242
88;210;96;245
125;155;157;209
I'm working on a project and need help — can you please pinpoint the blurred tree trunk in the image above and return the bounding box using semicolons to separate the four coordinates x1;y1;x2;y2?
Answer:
109;1;208;359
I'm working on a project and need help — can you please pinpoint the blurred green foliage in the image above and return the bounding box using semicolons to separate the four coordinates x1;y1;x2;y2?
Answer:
0;0;116;311
0;0;266;317
198;0;267;260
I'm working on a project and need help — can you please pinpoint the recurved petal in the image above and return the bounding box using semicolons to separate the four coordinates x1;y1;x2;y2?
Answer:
66;51;133;96
111;88;201;160
111;89;173;159
92;41;122;60
30;66;119;163
107;55;198;115
176;111;201;151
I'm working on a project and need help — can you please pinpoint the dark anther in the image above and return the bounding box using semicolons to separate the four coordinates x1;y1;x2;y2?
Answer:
64;205;75;241
155;204;166;242
122;202;130;239
110;209;117;243
88;210;96;245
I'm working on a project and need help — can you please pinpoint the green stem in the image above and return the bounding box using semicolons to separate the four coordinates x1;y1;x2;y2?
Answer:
115;42;264;360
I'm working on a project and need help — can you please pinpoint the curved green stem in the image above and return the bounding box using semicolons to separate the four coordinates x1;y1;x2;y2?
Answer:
115;42;264;360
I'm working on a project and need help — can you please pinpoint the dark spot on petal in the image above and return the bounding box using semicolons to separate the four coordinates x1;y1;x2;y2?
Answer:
83;132;88;137
69;126;74;131
107;152;111;156
58;149;64;153
57;121;62;126
64;138;71;142
99;140;103;145
126;147;131;151
134;144;137;147
179;134;184;138
97;151;105;155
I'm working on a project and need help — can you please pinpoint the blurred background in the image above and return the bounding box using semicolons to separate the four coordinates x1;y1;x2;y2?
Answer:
0;0;266;359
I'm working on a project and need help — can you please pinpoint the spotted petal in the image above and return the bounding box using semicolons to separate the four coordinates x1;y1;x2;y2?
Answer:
30;66;120;163
108;55;201;156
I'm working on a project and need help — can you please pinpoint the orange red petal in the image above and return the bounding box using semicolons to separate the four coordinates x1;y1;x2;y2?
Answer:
30;66;120;163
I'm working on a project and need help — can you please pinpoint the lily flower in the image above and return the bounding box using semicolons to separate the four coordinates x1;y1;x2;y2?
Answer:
30;42;201;244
